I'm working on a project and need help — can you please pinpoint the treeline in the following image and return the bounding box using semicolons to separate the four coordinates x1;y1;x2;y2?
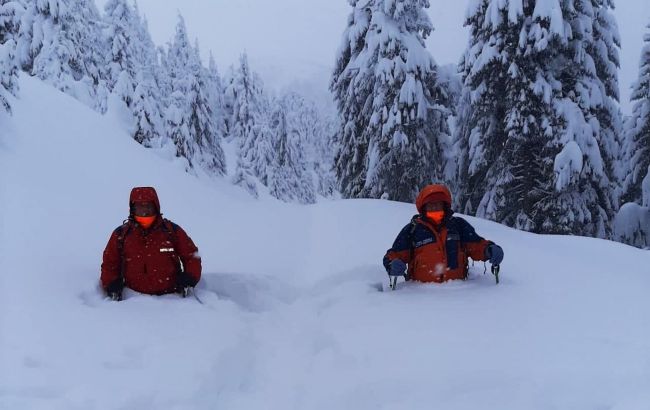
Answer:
330;0;649;248
0;0;336;204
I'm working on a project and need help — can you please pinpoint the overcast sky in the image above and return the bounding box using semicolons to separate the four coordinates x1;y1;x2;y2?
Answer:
96;0;649;113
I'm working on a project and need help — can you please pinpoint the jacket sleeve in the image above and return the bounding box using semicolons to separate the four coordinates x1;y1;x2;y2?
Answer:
456;218;492;261
173;225;202;284
383;223;414;272
100;229;121;290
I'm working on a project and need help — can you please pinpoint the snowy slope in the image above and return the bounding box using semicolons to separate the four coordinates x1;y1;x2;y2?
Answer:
2;77;650;409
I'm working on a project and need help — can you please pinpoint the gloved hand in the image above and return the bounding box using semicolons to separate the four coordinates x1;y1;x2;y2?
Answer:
485;243;504;265
177;271;198;288
389;259;407;277
106;279;123;301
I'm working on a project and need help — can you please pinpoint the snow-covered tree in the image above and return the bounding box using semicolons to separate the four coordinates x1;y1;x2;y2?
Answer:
314;112;339;197
130;11;164;147
457;0;559;230
16;0;106;108
227;53;271;195
207;52;226;140
614;168;650;248
620;21;650;206
103;0;137;92
163;15;225;176
268;93;317;204
0;0;23;113
456;0;620;238
331;0;452;202
589;0;624;195
614;21;650;248
187;40;226;175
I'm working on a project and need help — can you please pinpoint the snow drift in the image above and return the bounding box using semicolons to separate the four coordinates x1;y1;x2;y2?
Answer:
1;76;649;410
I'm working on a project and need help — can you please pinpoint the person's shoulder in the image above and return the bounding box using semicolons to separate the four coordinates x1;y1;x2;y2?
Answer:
113;220;131;234
162;218;183;233
448;215;473;229
404;215;422;230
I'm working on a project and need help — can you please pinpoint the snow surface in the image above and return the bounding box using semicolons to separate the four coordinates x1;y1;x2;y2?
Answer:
2;76;650;409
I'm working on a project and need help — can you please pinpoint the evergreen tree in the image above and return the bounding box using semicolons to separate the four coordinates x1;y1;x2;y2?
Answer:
546;0;620;237
620;20;650;206
457;0;559;230
457;0;620;237
0;0;23;113
227;53;270;195
614;21;650;248
207;52;226;140
613;168;650;248
268;93;317;204
103;0;137;92
315;112;340;197
70;0;107;110
187;39;226;175
16;0;106;108
331;0;452;202
589;0;624;195
163;15;225;176
130;11;164;147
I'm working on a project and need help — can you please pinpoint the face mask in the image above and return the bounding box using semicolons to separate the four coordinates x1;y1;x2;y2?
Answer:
426;210;445;225
135;215;157;229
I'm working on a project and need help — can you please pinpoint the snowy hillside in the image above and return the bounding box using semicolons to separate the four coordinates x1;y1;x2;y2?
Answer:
2;76;650;409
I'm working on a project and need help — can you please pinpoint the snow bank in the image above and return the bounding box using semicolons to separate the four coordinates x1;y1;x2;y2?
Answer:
1;76;650;409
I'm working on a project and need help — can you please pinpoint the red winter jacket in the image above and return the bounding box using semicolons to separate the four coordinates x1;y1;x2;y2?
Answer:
100;187;201;295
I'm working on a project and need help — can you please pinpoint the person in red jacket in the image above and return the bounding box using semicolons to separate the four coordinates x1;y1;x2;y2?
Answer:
101;187;201;300
383;184;504;283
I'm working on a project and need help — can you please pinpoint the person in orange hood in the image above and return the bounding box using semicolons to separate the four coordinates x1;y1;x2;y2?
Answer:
101;187;201;300
383;184;503;283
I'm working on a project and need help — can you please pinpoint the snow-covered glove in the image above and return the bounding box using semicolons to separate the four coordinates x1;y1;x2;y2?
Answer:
389;259;407;277
485;243;504;265
106;279;123;301
177;271;198;288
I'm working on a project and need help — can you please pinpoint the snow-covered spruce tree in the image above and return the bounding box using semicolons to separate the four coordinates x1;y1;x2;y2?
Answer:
103;0;138;93
314;112;340;197
163;15;225;176
331;0;452;202
268;93;317;204
614;21;650;248
614;168;650;248
589;0;624;197
620;21;650;206
15;0;106;108
549;0;620;237
187;39;226;175
457;0;620;237
457;0;566;231
130;12;164;147
207;52;227;140
227;53;271;195
0;0;23;113
287;94;338;199
68;0;107;110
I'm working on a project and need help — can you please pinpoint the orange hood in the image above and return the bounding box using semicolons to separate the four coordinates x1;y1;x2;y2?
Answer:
415;184;452;213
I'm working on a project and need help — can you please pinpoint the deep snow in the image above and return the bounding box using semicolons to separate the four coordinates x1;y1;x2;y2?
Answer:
1;77;650;409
